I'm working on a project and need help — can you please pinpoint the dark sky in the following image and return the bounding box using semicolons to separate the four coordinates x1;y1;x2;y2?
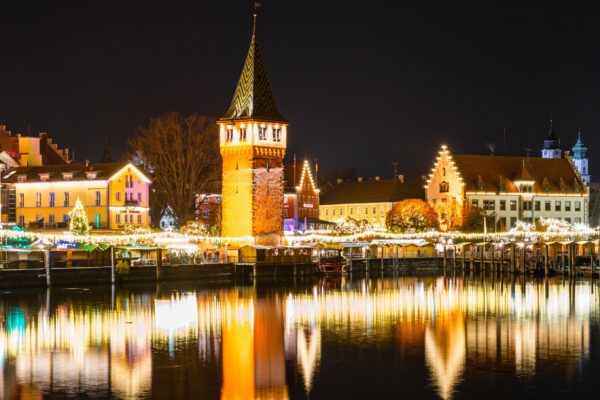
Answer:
1;0;599;181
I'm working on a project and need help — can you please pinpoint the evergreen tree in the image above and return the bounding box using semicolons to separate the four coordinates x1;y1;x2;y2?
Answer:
69;198;91;235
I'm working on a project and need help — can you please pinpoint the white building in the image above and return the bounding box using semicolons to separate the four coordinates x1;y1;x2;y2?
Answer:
426;145;589;231
571;131;590;185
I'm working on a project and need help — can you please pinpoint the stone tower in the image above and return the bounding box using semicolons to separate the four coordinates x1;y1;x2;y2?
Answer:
218;16;288;243
572;130;590;184
541;120;562;159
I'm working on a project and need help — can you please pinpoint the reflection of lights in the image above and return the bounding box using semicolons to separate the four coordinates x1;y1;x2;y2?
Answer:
155;293;199;336
424;312;465;400
296;326;321;394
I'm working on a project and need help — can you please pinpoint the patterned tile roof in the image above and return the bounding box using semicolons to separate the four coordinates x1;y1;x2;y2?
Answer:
220;26;286;123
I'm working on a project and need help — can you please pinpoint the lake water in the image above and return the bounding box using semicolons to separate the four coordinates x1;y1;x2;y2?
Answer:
1;274;599;399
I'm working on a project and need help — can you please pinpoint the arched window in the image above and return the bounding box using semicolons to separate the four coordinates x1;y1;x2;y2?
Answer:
439;181;449;193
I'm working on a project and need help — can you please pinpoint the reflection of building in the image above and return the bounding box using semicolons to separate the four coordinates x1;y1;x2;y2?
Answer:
425;145;589;230
218;16;288;243
3;161;151;229
319;176;423;227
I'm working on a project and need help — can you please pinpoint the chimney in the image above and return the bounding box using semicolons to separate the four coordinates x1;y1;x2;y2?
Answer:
357;177;363;182
336;178;343;184
398;174;404;183
375;176;381;181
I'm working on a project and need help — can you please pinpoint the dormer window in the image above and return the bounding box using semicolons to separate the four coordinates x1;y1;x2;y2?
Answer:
39;173;49;182
62;172;73;180
86;172;97;180
239;127;247;141
258;126;267;140
226;128;234;142
17;175;26;182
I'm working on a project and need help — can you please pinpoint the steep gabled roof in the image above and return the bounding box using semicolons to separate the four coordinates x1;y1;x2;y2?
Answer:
3;162;147;183
220;20;286;123
451;155;586;194
321;179;424;205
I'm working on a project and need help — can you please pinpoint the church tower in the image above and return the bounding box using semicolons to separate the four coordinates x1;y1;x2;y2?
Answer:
218;15;288;243
571;130;590;184
541;119;562;159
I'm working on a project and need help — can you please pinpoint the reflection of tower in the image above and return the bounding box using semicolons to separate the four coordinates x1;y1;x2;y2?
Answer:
221;293;288;399
424;311;466;400
571;131;590;184
254;296;288;399
218;14;288;244
296;326;321;394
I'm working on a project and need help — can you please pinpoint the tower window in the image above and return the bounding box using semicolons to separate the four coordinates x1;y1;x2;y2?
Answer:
239;128;246;141
258;126;267;140
226;128;234;142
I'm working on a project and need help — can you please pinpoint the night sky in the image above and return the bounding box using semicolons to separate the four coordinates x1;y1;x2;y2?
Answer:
1;0;599;181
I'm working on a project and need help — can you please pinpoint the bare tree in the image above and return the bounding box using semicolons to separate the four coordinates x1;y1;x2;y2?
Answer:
129;112;221;226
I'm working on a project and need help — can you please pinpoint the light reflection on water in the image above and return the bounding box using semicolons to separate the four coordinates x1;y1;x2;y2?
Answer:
0;276;598;399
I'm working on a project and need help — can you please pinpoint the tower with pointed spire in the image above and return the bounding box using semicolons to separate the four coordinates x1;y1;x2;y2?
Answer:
541;119;562;159
218;13;288;243
571;130;590;184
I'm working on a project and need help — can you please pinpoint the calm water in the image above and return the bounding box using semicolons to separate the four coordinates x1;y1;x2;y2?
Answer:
1;274;599;399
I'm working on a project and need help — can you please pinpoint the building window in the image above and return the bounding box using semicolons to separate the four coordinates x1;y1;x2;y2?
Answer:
575;217;581;224
95;214;101;228
64;192;70;207
49;192;55;207
373;207;377;214
523;201;531;211
273;127;281;142
18;193;24;208
499;200;506;211
116;192;121;201
49;214;55;224
258;126;267;140
443;167;446;177
18;215;24;226
339;208;343;216
510;200;517;211
534;201;541;211
116;214;121;224
226;128;234;142
483;200;495;211
138;192;142;202
35;192;42;207
239;127;247;141
545;201;551;211
349;208;353;215
325;209;328;216
332;209;335;216
96;191;101;206
565;201;571;212
555;201;561;212
283;209;288;218
137;214;142;224
471;199;479;208
63;214;69;223
565;217;571;224
439;181;449;193
510;217;517;227
575;201;581;212
365;207;368;215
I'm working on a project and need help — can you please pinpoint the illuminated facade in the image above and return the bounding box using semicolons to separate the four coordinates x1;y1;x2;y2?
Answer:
218;17;288;244
426;145;589;231
3;162;151;229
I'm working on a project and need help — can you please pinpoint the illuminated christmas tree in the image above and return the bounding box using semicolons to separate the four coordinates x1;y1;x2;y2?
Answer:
69;198;91;235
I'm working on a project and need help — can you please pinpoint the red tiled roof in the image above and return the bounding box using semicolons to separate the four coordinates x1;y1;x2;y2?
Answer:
321;179;424;205
452;155;586;194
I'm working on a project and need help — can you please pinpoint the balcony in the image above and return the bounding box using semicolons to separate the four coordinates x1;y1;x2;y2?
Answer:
124;199;140;207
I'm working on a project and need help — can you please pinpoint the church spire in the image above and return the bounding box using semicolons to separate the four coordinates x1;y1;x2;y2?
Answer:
220;11;286;123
